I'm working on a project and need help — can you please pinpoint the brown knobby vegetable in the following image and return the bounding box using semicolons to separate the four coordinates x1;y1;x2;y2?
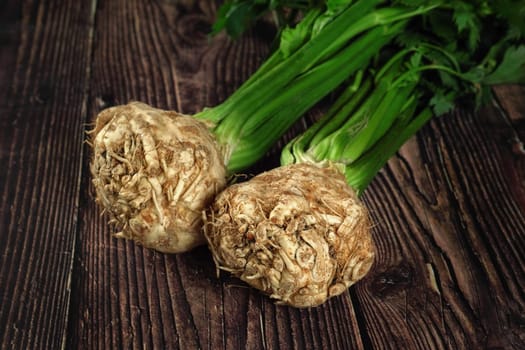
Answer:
204;162;374;307
90;102;226;253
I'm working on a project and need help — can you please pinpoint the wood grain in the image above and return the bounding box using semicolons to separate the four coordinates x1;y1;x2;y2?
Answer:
359;102;525;349
0;0;95;348
0;0;524;349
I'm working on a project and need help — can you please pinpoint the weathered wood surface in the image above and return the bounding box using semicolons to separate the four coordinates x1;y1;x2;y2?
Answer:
0;0;524;349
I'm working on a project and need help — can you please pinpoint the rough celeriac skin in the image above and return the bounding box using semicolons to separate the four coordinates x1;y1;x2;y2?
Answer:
204;162;374;307
90;102;227;253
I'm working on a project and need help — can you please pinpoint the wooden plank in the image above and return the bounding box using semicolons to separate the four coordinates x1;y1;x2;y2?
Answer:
0;0;95;349
0;0;517;349
492;85;525;211
67;1;366;349
355;100;525;348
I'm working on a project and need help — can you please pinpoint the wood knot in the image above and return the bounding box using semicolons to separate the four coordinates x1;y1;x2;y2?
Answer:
370;263;413;299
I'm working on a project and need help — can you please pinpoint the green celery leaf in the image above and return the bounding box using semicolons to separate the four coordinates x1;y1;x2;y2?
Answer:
482;45;525;85
428;10;458;44
463;66;486;83
452;3;480;50
395;31;431;49
211;1;260;38
409;50;423;68
493;0;525;39
438;70;460;90
280;9;321;57
430;89;456;116
212;1;235;36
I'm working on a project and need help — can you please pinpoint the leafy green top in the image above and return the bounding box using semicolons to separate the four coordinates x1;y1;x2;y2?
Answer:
213;0;524;115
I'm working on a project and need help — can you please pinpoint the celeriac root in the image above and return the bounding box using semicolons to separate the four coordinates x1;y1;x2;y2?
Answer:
204;162;374;307
90;102;226;253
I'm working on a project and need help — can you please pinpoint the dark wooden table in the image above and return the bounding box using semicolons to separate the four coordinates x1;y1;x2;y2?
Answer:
1;1;524;349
